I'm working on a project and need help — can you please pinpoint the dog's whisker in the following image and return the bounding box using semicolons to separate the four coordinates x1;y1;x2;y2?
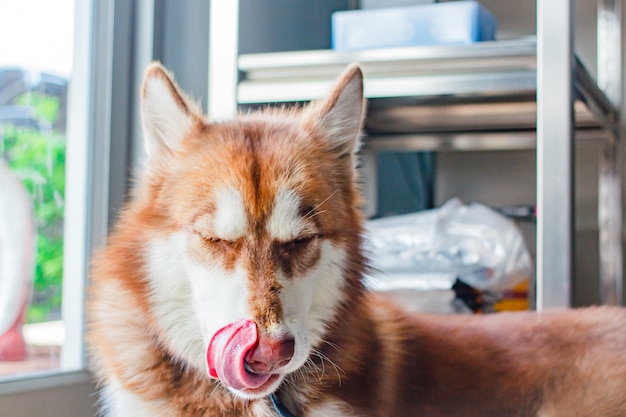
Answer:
320;339;341;353
306;356;325;382
314;349;344;382
208;382;222;399
304;189;341;220
304;209;328;221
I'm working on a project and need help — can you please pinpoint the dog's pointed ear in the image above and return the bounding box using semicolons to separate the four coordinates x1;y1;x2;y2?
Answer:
304;64;365;159
141;63;201;162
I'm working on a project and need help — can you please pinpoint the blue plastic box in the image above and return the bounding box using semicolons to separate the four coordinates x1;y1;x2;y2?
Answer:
331;1;497;51
360;0;436;9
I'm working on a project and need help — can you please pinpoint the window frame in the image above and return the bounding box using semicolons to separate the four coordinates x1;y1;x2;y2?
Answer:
0;0;136;400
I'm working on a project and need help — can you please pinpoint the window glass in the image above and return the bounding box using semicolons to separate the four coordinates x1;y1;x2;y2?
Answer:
0;0;75;379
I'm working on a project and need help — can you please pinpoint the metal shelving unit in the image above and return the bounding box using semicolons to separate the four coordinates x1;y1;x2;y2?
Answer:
238;38;615;141
209;1;623;310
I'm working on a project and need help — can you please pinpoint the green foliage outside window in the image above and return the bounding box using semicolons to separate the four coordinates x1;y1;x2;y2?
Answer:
1;93;65;323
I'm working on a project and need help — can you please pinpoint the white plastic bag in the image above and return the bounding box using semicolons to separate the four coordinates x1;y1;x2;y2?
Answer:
365;198;533;292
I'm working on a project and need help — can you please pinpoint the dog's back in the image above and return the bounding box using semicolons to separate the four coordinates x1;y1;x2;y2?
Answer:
361;296;626;416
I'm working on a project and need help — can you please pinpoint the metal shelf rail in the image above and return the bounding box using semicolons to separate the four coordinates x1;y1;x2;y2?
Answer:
238;39;615;138
209;1;623;310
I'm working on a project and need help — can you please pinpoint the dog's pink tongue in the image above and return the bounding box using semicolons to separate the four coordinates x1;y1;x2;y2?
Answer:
206;319;271;390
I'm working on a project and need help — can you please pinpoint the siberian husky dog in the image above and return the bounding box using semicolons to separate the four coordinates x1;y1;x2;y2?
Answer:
89;63;626;417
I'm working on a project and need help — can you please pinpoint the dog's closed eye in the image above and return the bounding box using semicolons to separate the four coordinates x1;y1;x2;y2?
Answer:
193;230;236;250
287;234;317;248
277;235;318;257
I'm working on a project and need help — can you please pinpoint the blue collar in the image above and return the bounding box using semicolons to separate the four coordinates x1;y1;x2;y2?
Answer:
269;393;299;417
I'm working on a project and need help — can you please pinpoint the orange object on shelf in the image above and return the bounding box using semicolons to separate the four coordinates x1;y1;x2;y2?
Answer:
494;279;530;312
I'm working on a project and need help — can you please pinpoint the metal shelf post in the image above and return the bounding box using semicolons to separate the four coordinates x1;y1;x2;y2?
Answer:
536;0;575;310
597;0;623;305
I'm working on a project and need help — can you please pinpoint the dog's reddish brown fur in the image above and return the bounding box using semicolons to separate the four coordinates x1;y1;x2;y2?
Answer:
89;63;626;417
311;296;626;417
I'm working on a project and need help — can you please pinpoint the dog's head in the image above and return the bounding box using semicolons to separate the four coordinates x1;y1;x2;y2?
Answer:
136;64;366;399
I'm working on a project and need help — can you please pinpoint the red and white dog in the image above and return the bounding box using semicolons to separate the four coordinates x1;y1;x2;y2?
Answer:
89;63;626;417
